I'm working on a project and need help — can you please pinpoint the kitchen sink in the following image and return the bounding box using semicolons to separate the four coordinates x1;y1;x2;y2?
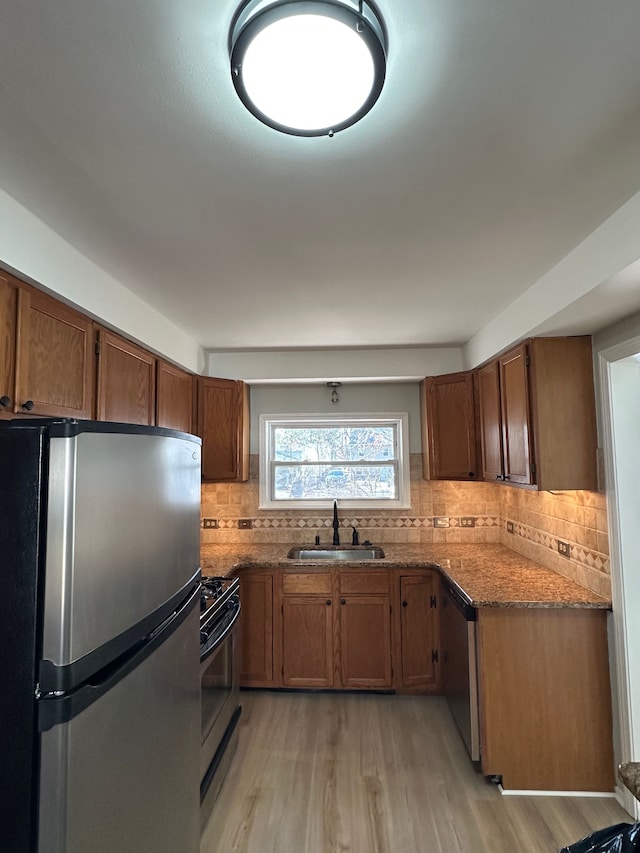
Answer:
287;545;385;561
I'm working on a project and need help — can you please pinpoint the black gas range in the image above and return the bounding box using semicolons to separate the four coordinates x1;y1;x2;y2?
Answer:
199;575;241;831
200;576;240;642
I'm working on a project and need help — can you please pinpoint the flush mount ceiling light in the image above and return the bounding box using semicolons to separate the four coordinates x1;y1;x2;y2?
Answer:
230;0;387;137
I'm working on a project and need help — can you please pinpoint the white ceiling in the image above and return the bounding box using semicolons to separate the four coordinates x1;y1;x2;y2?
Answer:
2;0;640;352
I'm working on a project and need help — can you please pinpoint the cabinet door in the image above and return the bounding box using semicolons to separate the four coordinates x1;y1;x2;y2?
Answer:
238;571;274;687
477;361;504;482
197;378;249;482
96;329;156;425
499;345;534;485
0;273;17;418
422;372;478;480
282;596;334;688
15;287;95;419
399;574;438;690
339;595;392;689
156;360;194;433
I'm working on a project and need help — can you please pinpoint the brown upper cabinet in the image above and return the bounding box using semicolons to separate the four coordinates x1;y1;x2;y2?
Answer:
96;328;156;425
477;336;597;491
1;275;94;419
156;360;194;433
197;377;249;481
420;371;479;480
0;273;18;418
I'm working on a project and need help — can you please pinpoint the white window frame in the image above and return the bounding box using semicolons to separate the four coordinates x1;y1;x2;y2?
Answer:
259;412;411;510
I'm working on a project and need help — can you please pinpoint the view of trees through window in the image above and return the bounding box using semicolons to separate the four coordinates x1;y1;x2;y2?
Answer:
272;424;397;500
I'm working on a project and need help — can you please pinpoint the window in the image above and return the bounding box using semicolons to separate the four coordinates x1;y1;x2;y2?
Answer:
259;413;410;509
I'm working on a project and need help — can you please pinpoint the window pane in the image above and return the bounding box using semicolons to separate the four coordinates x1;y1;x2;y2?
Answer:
273;426;395;462
273;464;396;500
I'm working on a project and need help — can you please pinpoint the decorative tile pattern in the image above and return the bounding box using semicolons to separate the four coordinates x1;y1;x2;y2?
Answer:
213;515;500;531
503;517;610;575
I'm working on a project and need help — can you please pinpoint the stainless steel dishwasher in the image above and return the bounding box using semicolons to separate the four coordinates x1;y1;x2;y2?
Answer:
441;580;480;761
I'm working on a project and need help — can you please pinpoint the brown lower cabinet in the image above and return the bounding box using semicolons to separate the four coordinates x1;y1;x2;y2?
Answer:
237;571;276;687
397;572;440;690
281;570;393;690
239;567;439;693
477;607;614;791
282;594;335;688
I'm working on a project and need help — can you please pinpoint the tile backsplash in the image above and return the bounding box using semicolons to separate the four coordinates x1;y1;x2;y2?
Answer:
201;454;610;597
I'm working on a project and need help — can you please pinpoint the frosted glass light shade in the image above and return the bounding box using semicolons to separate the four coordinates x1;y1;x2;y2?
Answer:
230;0;386;137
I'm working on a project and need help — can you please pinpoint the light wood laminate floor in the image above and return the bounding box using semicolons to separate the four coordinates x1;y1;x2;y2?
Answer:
201;692;630;853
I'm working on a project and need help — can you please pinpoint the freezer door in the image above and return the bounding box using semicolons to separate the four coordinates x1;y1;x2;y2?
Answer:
42;426;201;673
38;599;200;853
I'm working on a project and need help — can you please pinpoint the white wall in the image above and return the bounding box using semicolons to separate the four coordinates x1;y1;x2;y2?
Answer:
0;189;204;373
249;382;422;454
208;347;464;383
593;310;640;438
464;188;640;369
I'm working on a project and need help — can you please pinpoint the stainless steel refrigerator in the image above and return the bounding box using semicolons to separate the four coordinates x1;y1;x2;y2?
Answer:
0;419;202;853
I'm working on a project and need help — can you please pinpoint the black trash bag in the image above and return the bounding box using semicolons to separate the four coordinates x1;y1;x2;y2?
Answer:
559;822;640;853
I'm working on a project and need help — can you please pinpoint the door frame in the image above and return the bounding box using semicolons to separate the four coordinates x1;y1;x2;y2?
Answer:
598;334;640;819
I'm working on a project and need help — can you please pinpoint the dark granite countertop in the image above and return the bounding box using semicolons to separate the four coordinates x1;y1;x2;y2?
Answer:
201;543;610;609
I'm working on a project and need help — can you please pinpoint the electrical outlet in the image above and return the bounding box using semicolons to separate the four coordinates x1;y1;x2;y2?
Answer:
237;518;254;529
433;517;450;528
506;521;514;534
557;540;571;558
460;517;476;528
201;518;218;529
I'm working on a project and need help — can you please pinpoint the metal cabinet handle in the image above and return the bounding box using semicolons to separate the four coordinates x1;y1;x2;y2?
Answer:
468;472;475;478
0;395;10;408
402;600;408;607
22;400;35;411
340;598;346;605
326;599;331;606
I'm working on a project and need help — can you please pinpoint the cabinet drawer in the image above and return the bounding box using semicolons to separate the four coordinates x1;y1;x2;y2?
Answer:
339;572;390;595
282;572;332;595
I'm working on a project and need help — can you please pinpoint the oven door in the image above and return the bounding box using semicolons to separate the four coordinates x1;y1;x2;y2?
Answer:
200;596;241;785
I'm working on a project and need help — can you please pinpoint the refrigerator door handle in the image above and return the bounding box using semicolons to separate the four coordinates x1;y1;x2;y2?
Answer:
38;585;200;733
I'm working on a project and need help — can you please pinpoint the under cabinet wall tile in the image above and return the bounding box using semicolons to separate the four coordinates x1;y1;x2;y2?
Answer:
200;454;610;597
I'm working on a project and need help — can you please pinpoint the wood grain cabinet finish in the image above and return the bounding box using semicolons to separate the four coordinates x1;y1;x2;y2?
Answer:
477;607;614;791
156;360;194;433
13;285;94;419
282;595;335;688
397;573;439;691
477;336;598;491
96;328;156;425
279;569;393;690
197;377;249;482
339;593;392;689
477;360;504;482
420;372;479;480
0;273;18;418
238;571;275;688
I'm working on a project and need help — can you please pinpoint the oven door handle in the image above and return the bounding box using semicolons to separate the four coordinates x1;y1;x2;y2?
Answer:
200;599;241;663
